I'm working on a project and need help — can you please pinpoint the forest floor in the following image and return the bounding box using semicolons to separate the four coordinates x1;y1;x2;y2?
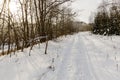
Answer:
0;32;120;80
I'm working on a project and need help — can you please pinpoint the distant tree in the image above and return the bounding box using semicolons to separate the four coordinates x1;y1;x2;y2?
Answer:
93;0;120;35
109;4;120;35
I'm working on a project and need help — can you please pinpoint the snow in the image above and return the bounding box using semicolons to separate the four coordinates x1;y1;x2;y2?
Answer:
0;32;120;80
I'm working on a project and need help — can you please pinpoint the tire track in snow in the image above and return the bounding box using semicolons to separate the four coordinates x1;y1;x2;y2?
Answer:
40;35;77;80
44;34;98;80
77;34;99;80
54;35;77;80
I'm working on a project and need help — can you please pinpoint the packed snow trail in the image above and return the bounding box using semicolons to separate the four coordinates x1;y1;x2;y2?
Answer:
0;32;120;80
44;34;97;80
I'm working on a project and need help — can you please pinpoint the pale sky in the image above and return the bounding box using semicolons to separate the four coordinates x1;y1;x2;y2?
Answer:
70;0;102;23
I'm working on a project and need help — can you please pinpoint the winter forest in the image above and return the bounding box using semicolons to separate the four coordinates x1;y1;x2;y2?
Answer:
93;0;120;35
0;0;78;55
0;0;120;80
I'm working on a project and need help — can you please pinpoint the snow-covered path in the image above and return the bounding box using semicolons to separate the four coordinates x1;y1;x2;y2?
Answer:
0;32;120;80
47;34;96;80
42;32;120;80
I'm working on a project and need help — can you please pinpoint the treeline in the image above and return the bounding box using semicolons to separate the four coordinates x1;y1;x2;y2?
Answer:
0;0;78;55
92;0;120;35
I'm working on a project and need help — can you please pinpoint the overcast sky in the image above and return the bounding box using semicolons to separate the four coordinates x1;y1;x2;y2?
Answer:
70;0;102;23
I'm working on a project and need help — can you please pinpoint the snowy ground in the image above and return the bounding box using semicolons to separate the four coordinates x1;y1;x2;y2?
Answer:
0;32;120;80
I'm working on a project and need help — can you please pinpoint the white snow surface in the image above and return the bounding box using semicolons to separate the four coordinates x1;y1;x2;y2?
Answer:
0;32;120;80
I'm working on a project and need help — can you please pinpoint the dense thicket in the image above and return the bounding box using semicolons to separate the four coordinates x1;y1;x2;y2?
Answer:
0;0;78;55
93;0;120;35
